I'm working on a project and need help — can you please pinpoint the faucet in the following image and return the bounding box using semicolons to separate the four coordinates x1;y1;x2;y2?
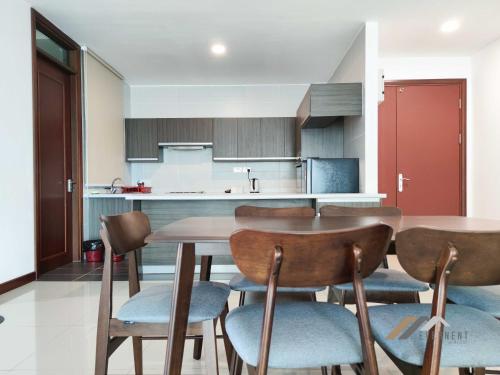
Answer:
110;177;123;194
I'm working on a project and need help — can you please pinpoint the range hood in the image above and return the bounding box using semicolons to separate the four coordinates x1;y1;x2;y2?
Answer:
158;142;212;150
297;83;362;129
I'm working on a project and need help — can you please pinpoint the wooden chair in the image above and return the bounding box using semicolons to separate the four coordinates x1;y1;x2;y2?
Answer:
231;205;324;304
369;227;500;374
320;205;429;305
95;211;232;375
218;205;326;375
226;224;394;375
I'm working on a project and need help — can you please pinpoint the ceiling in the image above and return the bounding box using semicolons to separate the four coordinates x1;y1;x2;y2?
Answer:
28;0;500;85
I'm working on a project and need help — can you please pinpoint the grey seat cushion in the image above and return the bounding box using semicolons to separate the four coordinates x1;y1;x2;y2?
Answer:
229;274;325;293
447;285;500;318
116;281;230;324
334;269;429;292
226;301;362;368
369;303;500;368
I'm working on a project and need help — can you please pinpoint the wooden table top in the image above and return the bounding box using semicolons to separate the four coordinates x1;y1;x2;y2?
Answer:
146;215;500;243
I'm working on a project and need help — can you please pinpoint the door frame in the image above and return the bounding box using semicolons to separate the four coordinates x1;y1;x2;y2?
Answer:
31;9;83;275
384;79;467;216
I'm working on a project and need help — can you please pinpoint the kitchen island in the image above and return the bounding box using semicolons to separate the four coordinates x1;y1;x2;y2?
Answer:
84;192;385;273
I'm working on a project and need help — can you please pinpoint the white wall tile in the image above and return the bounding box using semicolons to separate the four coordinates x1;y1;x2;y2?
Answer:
130;148;298;193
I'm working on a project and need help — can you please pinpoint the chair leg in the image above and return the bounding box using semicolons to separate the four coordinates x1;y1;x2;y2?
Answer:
95;330;110;375
238;291;246;306
246;364;257;375
339;290;346;306
194;255;213;360
202;319;219;375
219;303;234;370
230;350;243;375
331;365;342;375
414;291;421;303
132;337;143;375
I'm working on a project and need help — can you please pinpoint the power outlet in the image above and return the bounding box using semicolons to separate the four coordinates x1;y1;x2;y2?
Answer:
233;167;245;173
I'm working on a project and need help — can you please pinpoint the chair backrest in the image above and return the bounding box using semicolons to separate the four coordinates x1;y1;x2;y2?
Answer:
396;227;500;286
320;204;402;217
230;224;393;287
100;211;151;255
235;205;316;218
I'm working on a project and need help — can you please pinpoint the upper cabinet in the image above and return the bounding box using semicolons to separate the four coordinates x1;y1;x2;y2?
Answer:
158;118;213;144
212;117;297;160
237;118;262;158
213;118;238;158
125;119;161;162
297;83;362;129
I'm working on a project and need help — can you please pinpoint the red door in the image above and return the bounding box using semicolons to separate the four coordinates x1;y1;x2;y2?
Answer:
36;54;73;273
379;82;463;215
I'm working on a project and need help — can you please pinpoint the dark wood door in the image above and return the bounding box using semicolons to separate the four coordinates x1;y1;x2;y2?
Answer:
36;54;73;273
379;82;464;215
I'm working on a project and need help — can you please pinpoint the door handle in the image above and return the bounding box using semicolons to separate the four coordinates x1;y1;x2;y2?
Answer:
67;179;76;193
398;173;411;192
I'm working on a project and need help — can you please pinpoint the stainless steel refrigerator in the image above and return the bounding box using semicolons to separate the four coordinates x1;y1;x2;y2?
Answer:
298;158;359;194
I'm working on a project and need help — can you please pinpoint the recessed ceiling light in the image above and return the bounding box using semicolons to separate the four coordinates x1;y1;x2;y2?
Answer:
211;43;226;56
440;19;460;33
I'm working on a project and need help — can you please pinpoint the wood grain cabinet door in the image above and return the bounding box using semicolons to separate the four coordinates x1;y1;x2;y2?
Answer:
158;118;213;143
125;119;159;161
284;117;297;157
261;118;285;157
213;118;238;158
237;118;262;158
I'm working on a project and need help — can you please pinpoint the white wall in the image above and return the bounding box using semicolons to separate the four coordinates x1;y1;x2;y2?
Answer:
471;40;500;219
129;84;308;118
84;52;129;185
0;0;35;283
330;22;379;193
379;56;474;214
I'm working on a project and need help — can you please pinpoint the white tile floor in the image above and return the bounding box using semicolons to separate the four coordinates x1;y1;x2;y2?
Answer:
0;264;477;375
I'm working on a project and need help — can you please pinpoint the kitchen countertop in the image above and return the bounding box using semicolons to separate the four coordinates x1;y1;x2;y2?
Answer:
84;192;386;202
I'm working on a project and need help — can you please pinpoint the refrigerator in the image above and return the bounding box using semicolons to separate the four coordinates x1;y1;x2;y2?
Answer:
298;158;359;194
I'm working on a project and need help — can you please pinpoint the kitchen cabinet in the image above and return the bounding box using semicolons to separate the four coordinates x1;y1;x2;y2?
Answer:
213;118;238;158
297;83;362;129
284;118;296;157
213;117;297;160
299;118;344;158
125;118;160;161
157;118;213;144
261;118;284;157
237;118;262;158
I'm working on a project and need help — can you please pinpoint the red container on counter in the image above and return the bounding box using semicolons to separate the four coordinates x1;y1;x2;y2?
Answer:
121;182;152;193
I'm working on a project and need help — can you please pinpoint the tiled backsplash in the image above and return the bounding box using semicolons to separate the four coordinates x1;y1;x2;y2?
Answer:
129;148;300;193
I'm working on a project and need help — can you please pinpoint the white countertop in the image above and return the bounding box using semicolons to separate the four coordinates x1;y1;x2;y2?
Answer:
84;192;386;202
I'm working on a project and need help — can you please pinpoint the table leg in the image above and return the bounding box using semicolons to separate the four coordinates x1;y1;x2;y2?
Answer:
164;242;196;375
193;255;213;359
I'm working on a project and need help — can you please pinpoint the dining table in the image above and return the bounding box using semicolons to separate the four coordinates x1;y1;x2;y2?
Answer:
145;215;500;375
